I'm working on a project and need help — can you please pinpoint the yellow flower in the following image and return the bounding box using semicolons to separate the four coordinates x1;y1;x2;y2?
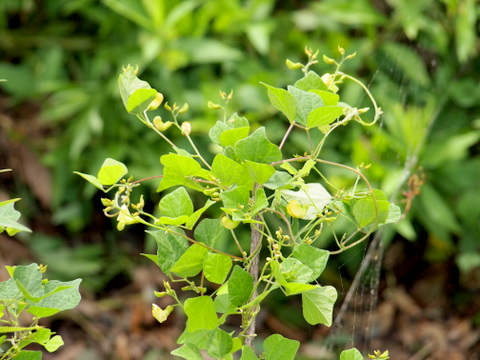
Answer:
152;304;174;323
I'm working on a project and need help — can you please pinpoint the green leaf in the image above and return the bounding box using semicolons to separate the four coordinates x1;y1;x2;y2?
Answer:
159;187;194;218
383;203;401;226
340;348;364;360
244;161;275;185
194;218;226;248
264;334;300;360
97;158;128;186
302;286;337;326
261;83;296;123
171;343;204;360
206;328;233;359
234;127;282;164
73;171;106;192
264;171;293;190
352;198;390;229
280;258;313;284
185;199;216;229
171;244;208;278
214;284;234;314
309;90;339;106
294;71;328;91
204;252;232;284
306;106;344;129
212;154;244;186
220;127;251;148
177;328;216;351
158;153;211;192
250;188;269;216
287;85;324;126
27;278;82;317
12;263;45;300
44;335;64;352
0;201;31;235
126;88;157;114
184;296;218;332
14;350;42;360
240;346;259;360
118;66;155;112
283;282;317;296
0;278;21;301
228;266;254;307
148;229;189;275
209;113;250;146
292;244;330;282
220;186;250;218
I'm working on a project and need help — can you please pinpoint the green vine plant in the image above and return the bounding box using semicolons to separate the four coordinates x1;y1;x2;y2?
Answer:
0;170;83;360
76;47;399;359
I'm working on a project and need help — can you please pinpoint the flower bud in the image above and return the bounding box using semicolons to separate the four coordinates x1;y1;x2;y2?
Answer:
178;103;189;114
164;102;172;112
221;216;240;230
345;51;357;60
207;101;221;110
181;121;191;136
286;59;303;70
101;198;114;207
322;55;336;65
153;116;172;131
147;92;164;111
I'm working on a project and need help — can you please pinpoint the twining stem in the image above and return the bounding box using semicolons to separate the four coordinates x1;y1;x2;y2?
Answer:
245;184;264;347
244;217;262;347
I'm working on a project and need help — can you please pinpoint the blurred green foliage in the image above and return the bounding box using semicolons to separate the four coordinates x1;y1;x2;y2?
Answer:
1;0;479;293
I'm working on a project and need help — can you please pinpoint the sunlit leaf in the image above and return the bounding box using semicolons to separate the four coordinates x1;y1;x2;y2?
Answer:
157;153;211;192
287;85;324;126
340;348;364;360
309;90;339;105
244;161;275;184
184;296;218;332
261;83;296;123
292;243;330;282
264;334;300;360
148;229;189;275
204;252;232;284
126;88;157;114
159;187;194;218
240;345;259;360
209;113;250;146
306;106;344;129
294;71;328;91
302;285;337;326
97;158;128;186
211;154;244;186
171;343;204;360
171;244;208;278
194;218;226;248
234;127;282;164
